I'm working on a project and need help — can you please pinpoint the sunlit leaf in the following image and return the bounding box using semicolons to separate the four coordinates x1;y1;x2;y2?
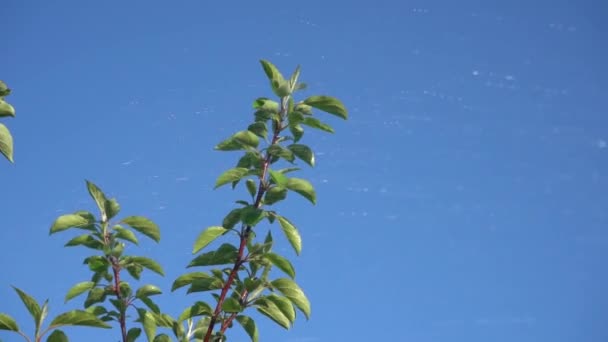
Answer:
126;257;165;276
265;253;295;279
138;309;156;341
246;179;257;199
49;213;95;234
222;208;243;229
303;95;348;119
301;117;334;133
286;178;316;205
0;313;19;331
255;297;290;329
85;180;109;221
215;167;249;189
121;216;160;243
287;144;315;167
264;186;287;205
271;278;311;319
0;123;13;162
135;285;162;298
268;169;288;186
12;286;41;323
113;225;138;245
267;294;295;323
0;100;15;118
193;226;228;254
49;310;111;329
277;216;302;255
65;281;95;303
64;234;103;250
236;315;259;342
172;272;216;292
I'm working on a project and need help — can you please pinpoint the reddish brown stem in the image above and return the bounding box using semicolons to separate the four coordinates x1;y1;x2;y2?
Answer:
203;98;287;342
110;258;128;342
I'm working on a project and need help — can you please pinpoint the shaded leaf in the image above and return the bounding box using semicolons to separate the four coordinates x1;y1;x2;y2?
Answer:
64;234;103;250
265;253;295;279
127;327;141;342
289;123;304;142
105;198;120;220
221;297;242;313
188;244;237;267
139;296;160;314
187;277;224;293
303;95;348;119
0;123;13;162
246;179;257;198
277;216;302;255
65;281;95;303
222;208;242;229
172;272;216;292
0;313;19;331
267;145;295;162
153;334;171;342
178;301;213;321
264;186;287;205
286;178;316;205
193;226;228;254
236;315;259;342
287;144;315;167
248;122;267;139
0;100;15;118
46;329;68;342
50;310;111;329
271;278;311;319
240;206;266;226
121;216;161;243
84;288;106;308
138;310;156;342
215;167;249;189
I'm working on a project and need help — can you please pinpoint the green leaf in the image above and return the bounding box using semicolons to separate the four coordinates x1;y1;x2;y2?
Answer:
0;313;19;331
268;169;288;186
138;310;156;342
240;206;266;226
153;334;171;342
127;327;142;342
49;213;95;234
286;178;316;205
267;145;295;162
84;288;106;308
64;234;103;250
121;216;161;243
236;315;259;342
289;123;304;142
127;257;165;276
178;301;213;321
187;277;224;293
126;264;143;280
188;244;237;267
85;306;107;316
113;225;138;245
65;281;95;303
46;329;68;342
301;117;334;133
0;81;11;97
12;286;41;323
246;179;257;199
253;98;279;112
222;208;243;229
265;253;295;279
287;144;315;167
255;297;290;329
303;95;348;119
0;99;15;118
248;122;267;139
85;180;109;221
139;296;160;314
271;278;311;319
277;216;302;255
215;167;249;189
105;198;121;220
136;285;162;298
267;294;295;323
193;226;228;253
234;130;260;148
172;272;216;291
221;297;242;313
49;310;111;329
264;186;287;205
0;123;14;163
260;60;288;96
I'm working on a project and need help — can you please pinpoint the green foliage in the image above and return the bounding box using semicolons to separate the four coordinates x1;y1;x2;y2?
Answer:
1;60;347;342
0;80;15;163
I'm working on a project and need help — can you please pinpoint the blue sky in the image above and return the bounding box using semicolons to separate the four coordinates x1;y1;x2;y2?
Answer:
2;1;607;341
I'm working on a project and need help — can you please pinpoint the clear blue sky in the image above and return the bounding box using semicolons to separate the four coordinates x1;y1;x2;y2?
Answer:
2;1;607;341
